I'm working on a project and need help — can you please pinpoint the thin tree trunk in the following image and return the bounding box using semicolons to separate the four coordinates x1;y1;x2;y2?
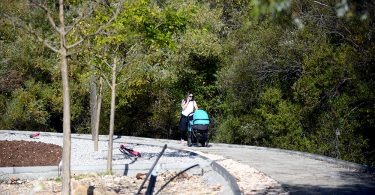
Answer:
60;48;71;195
90;72;97;141
59;1;71;194
5;0;122;193
94;77;103;151
107;57;117;172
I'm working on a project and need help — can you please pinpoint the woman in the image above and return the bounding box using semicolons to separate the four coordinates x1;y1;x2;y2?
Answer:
179;92;198;143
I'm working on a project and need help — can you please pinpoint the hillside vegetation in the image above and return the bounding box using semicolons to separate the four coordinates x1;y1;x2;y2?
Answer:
1;0;374;166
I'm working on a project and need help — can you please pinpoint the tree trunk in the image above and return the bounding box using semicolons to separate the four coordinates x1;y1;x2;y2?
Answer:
90;72;97;141
107;57;117;172
60;46;71;195
94;77;103;151
6;0;122;193
59;1;71;194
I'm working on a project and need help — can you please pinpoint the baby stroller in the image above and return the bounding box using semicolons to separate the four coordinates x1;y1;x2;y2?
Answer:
187;109;210;147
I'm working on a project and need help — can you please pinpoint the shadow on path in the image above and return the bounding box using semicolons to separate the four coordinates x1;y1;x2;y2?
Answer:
283;183;375;195
283;169;375;194
123;158;138;176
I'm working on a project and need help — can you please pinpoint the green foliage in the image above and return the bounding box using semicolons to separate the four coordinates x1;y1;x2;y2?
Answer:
54;176;62;183
293;40;373;164
2;79;53;129
215;115;263;145
251;0;292;17
255;88;310;150
214;0;374;166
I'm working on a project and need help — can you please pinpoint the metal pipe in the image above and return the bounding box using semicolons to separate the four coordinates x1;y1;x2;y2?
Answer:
154;164;199;195
136;144;167;195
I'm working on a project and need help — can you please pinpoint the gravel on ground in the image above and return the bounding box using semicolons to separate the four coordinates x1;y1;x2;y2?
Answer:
0;171;222;195
195;152;287;194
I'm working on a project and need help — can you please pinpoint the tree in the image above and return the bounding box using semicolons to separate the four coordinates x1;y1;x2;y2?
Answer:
101;53;130;172
1;0;122;193
94;77;103;151
214;0;375;166
90;66;98;141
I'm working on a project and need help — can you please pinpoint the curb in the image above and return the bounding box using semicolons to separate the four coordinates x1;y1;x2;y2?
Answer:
166;146;242;195
210;161;242;195
0;166;59;180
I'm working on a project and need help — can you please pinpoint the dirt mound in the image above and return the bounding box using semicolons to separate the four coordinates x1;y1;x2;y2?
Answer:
0;140;62;167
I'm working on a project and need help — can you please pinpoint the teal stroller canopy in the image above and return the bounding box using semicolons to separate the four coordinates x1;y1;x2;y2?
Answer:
192;110;210;125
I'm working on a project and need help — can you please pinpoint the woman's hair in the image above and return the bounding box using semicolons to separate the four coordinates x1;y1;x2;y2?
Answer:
185;91;193;101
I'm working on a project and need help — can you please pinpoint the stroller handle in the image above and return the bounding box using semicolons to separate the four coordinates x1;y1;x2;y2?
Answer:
193;118;210;123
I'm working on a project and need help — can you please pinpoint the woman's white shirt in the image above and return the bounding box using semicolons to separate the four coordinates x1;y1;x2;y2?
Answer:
181;100;196;116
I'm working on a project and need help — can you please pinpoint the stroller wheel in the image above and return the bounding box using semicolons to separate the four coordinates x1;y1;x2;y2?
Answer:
188;132;192;147
188;139;192;147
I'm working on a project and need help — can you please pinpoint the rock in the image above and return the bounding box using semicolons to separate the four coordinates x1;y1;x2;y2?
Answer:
177;172;189;180
52;185;62;193
136;173;146;180
32;182;45;192
71;180;79;188
93;188;106;195
104;175;112;179
9;176;18;184
113;177;121;185
210;184;222;191
94;188;118;195
72;183;89;195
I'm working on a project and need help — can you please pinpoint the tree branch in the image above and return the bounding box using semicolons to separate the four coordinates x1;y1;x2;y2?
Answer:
3;13;60;53
118;43;138;71
101;72;112;89
118;62;131;72
94;66;112;89
30;1;60;33
26;24;61;53
66;39;86;49
104;60;113;69
65;2;94;35
117;78;129;86
66;0;124;49
311;0;332;8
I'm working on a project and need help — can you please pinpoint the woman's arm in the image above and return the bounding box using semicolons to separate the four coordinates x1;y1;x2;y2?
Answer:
181;99;189;109
194;101;198;110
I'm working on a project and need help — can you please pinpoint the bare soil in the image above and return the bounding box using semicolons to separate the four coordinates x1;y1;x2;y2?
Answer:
0;140;62;167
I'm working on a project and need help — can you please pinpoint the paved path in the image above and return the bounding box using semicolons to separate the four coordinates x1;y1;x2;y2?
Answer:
2;130;374;194
118;136;375;194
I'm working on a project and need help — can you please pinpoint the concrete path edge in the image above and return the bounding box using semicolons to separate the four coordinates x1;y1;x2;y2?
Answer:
167;146;242;195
